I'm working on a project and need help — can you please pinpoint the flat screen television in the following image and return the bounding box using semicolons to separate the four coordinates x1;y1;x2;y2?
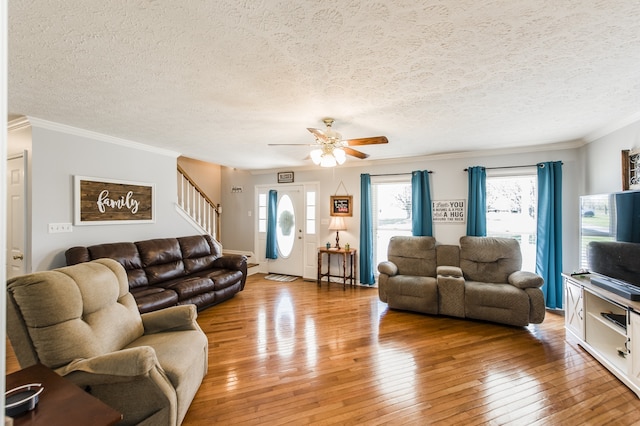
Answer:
580;190;640;299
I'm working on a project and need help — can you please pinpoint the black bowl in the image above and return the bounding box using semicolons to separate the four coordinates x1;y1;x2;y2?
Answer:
5;383;44;417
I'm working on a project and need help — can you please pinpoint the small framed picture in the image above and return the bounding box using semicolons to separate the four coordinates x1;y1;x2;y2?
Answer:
277;171;294;183
330;195;352;217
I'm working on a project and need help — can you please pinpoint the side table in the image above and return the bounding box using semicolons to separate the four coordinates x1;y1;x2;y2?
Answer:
317;247;357;289
5;363;122;426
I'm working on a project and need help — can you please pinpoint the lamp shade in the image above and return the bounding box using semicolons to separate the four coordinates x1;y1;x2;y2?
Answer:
328;216;347;231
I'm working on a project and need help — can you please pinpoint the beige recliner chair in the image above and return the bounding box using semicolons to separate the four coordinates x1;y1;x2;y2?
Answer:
6;258;208;426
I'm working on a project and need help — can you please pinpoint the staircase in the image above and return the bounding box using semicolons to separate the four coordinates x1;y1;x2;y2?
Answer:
176;165;221;239
176;165;260;275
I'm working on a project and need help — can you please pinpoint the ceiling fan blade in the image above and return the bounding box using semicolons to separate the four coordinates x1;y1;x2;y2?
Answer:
343;147;369;159
307;127;328;141
345;136;388;146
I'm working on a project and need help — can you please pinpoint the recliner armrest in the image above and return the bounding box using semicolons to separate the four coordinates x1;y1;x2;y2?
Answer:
57;346;158;378
508;271;544;289
212;254;247;271
378;261;398;276
437;265;463;278
141;304;199;334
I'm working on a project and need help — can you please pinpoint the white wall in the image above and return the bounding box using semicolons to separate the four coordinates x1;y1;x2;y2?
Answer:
583;119;640;195
222;145;582;273
25;122;198;270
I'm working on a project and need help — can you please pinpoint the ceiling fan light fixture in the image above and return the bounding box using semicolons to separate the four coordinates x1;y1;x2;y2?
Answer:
269;118;388;167
310;148;323;164
334;147;346;164
320;154;337;168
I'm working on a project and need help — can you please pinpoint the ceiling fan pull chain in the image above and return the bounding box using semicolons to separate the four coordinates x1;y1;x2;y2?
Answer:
334;181;349;196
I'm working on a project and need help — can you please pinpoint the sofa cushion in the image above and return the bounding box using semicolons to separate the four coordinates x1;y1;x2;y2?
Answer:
85;242;150;288
460;236;522;283
388;236;437;277
164;277;215;299
205;270;244;291
179;235;220;274
130;286;179;314
137;238;183;267
387;275;438;315
89;242;143;269
464;281;530;326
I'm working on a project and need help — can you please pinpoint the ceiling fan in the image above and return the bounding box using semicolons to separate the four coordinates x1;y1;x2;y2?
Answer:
269;118;388;167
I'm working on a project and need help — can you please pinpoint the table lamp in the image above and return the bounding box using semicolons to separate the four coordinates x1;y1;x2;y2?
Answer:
328;217;346;249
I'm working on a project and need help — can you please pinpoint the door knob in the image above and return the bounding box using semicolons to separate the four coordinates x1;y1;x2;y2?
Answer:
13;254;24;260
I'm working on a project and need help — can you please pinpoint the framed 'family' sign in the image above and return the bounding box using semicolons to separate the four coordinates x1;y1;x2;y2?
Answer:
74;176;155;225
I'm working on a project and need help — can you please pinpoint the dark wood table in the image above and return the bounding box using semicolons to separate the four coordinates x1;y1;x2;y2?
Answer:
6;363;122;426
317;247;357;289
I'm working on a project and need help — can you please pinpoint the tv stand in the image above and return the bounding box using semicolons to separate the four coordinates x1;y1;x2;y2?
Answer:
564;274;640;398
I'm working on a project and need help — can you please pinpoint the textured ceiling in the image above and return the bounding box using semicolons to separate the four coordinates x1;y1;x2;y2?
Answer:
8;1;640;170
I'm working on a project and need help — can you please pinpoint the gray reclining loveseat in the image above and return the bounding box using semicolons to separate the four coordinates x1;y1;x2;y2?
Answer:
377;236;545;326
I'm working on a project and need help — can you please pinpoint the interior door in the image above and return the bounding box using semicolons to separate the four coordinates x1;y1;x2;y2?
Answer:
6;154;26;278
268;185;304;276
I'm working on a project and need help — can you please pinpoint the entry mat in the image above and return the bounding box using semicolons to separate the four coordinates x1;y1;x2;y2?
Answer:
264;274;299;282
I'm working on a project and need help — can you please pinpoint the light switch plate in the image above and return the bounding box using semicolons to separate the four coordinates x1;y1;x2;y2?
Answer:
48;223;73;233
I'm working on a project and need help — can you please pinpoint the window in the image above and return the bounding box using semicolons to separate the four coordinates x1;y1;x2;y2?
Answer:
306;191;316;234
486;172;537;272
258;193;267;233
372;179;412;268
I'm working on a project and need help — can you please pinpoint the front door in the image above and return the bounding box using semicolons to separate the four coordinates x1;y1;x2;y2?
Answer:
268;186;304;276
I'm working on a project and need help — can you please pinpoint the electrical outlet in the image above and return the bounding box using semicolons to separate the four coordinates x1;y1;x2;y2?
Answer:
48;223;73;233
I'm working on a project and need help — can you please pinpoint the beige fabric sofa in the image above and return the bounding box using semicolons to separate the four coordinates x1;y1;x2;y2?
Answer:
6;258;208;426
378;236;545;326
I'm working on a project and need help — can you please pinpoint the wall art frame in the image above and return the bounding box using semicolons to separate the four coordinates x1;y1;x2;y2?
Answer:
74;175;155;225
277;171;294;183
330;195;352;217
622;149;640;190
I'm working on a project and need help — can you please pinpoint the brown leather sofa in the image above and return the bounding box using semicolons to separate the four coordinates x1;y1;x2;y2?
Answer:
66;234;247;313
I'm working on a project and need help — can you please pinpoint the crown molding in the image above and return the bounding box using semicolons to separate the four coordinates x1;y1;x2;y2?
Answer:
584;111;640;143
26;116;182;158
248;139;586;175
7;116;31;132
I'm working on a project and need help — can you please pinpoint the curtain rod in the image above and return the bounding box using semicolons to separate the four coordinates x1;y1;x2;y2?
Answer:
370;171;433;177
463;163;563;171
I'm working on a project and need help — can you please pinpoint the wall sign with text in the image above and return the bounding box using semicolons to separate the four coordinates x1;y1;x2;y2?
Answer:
432;199;465;223
74;176;155;225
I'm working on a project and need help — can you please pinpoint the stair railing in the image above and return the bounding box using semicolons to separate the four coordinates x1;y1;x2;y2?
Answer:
177;165;221;239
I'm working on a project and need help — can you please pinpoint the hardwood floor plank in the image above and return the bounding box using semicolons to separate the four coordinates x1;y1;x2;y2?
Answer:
7;274;640;425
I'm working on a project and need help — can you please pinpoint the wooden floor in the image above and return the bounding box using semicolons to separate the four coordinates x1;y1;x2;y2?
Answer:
7;274;640;425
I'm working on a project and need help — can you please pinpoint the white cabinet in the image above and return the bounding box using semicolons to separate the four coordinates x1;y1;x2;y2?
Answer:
563;274;640;398
630;311;640;386
564;277;584;340
583;288;629;373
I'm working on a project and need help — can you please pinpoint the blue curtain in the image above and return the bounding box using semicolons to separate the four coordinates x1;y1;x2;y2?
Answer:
266;190;278;259
411;170;433;236
536;161;563;309
360;174;375;285
466;166;487;236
